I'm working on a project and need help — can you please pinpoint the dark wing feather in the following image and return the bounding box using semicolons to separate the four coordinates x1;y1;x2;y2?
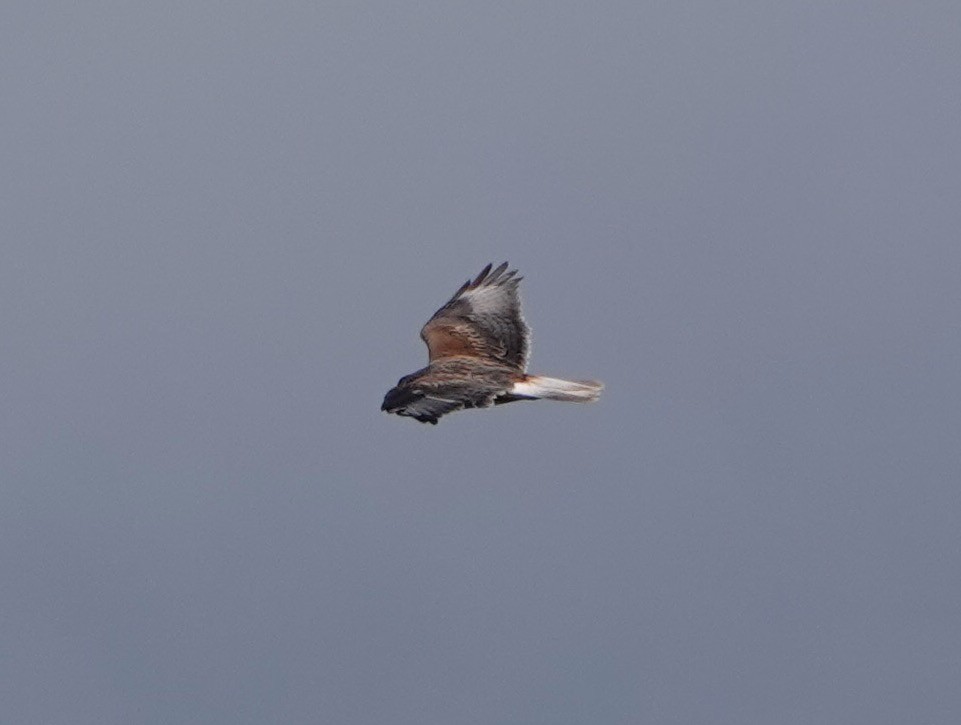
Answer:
380;386;464;424
381;359;520;424
420;262;530;369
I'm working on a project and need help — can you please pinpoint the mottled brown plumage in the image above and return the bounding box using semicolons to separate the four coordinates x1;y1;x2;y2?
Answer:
382;263;602;424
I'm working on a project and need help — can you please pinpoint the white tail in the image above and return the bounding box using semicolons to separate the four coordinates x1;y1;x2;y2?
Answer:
510;376;604;403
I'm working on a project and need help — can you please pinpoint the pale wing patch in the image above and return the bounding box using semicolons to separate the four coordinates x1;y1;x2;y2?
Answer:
459;283;514;315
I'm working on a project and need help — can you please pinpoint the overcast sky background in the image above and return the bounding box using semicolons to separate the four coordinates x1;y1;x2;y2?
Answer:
3;2;960;723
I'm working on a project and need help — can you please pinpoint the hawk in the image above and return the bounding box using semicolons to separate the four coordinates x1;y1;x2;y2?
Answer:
381;262;603;424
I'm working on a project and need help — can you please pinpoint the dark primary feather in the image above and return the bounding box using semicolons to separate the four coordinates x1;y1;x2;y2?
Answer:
380;383;462;425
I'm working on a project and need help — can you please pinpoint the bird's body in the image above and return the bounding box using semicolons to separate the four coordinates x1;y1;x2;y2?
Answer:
381;262;602;424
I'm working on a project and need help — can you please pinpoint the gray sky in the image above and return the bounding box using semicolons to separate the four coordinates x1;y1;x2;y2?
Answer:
3;2;960;723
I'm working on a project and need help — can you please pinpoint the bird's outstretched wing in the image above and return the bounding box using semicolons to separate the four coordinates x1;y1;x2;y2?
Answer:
380;383;466;425
380;359;518;424
419;262;530;369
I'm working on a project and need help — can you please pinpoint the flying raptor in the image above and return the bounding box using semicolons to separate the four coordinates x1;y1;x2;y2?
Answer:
381;262;603;424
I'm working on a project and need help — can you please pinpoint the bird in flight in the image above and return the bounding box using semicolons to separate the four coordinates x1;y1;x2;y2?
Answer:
382;262;603;424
